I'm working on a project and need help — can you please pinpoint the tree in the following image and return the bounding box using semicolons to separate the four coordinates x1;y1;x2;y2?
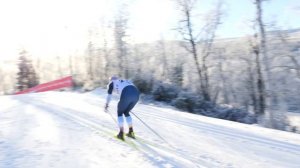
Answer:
276;31;300;79
114;2;130;78
175;0;223;101
86;40;95;81
249;36;266;116
248;0;268;117
156;38;169;81
69;54;74;77
100;19;113;82
213;48;229;104
56;55;63;78
170;62;184;87
16;50;39;91
236;50;259;113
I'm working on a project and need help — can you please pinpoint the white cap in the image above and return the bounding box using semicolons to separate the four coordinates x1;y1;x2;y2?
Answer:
110;76;118;81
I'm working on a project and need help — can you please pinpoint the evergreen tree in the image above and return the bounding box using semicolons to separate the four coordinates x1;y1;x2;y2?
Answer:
16;50;39;91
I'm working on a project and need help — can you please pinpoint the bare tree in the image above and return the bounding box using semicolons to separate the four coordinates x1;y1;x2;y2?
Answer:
250;0;270;116
69;54;73;76
114;2;129;78
214;48;229;104
237;48;259;113
276;32;300;79
102;27;112;81
56;55;63;78
156;37;169;80
255;0;269;73
86;39;95;81
175;0;223;101
99;37;112;82
253;0;291;130
248;33;266;116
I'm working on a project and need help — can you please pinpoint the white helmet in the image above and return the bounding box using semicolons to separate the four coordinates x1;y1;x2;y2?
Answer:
110;76;118;81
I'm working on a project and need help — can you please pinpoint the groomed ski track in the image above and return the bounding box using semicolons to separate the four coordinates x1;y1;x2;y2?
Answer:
1;90;300;168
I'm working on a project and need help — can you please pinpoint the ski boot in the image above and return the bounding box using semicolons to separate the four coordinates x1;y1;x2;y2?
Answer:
117;131;124;141
126;127;135;139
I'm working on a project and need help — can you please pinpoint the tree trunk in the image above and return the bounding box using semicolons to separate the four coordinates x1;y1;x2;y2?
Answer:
254;47;266;115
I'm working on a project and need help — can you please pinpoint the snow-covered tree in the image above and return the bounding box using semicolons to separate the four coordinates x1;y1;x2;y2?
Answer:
175;0;223;101
114;2;130;78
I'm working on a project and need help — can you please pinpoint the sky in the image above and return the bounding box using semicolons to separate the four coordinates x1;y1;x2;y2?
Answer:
0;88;300;167
220;0;300;38
0;0;299;60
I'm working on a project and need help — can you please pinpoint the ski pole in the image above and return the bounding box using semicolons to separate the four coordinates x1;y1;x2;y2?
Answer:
130;111;173;148
106;109;118;126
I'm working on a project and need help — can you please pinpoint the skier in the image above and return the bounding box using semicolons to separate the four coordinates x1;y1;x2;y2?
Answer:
105;76;140;140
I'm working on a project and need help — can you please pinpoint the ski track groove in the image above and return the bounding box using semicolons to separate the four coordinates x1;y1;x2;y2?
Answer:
136;109;300;155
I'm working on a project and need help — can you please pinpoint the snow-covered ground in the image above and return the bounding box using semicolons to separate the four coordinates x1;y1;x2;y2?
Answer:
1;89;300;168
287;112;300;130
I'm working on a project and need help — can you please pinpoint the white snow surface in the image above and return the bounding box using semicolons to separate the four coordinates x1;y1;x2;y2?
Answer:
0;89;300;168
